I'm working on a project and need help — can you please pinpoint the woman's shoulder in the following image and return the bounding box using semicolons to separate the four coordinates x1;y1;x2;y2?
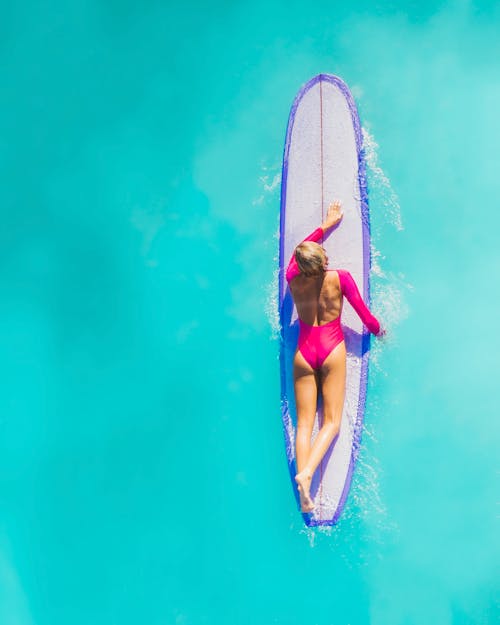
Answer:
326;268;348;290
326;268;342;282
326;268;344;275
327;268;350;277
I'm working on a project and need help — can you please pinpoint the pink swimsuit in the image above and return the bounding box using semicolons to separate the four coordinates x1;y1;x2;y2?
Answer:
286;227;381;370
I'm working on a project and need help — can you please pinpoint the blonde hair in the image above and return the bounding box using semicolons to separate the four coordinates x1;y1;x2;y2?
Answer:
294;241;327;277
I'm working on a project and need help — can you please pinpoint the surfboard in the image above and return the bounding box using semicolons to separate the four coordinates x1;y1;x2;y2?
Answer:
279;74;374;526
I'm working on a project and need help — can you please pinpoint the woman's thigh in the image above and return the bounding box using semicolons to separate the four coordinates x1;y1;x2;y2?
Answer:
319;340;346;426
293;349;318;426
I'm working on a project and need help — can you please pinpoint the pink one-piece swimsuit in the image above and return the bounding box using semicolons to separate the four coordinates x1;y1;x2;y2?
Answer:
285;227;381;370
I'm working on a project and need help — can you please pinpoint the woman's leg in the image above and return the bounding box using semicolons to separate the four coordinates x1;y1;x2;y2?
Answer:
293;348;318;512
295;341;346;488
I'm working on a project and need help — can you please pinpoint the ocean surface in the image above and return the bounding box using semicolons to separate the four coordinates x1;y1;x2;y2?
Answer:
1;1;498;624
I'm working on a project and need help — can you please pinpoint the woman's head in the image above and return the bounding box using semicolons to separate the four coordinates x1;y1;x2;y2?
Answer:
294;241;328;277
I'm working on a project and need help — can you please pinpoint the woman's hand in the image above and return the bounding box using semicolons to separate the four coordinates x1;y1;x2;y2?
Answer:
322;199;343;231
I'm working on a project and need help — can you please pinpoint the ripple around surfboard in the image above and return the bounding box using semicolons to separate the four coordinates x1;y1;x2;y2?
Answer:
279;73;374;527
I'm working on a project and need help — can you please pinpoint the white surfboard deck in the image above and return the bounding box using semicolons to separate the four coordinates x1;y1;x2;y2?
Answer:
279;74;373;526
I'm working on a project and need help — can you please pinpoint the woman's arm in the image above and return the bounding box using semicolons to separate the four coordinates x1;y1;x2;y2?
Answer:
337;269;384;336
285;200;344;283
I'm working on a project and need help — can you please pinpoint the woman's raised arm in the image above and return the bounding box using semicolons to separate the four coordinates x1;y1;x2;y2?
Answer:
285;200;344;283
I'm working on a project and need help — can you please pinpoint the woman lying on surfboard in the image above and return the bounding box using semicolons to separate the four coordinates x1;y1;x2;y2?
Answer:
286;199;386;513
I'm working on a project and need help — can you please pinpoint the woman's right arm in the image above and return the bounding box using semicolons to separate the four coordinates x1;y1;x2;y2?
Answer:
337;269;384;336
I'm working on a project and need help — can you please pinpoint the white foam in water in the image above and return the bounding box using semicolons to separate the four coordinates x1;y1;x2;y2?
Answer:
253;160;282;207
265;227;281;342
255;159;282;341
362;123;413;373
362;126;403;232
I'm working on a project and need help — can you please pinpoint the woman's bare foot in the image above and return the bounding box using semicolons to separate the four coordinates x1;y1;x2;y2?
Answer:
295;470;314;513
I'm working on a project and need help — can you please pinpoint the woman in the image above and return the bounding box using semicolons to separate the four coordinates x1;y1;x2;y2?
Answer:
285;199;385;512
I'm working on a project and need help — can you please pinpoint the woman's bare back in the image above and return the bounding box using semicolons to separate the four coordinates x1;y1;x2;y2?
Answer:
289;270;343;326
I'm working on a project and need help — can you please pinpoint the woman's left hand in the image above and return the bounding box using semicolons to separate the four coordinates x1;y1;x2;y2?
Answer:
322;199;343;230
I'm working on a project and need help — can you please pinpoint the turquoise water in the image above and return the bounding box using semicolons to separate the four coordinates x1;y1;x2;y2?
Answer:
1;1;498;623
